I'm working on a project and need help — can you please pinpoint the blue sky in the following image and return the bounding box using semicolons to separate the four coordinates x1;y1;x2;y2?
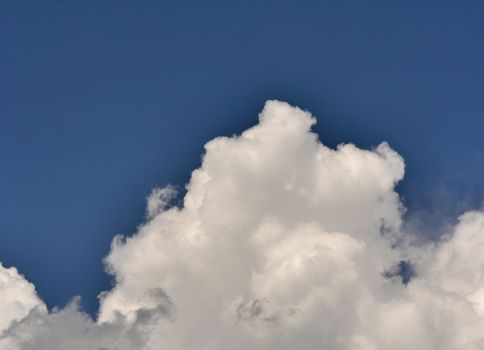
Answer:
1;0;483;317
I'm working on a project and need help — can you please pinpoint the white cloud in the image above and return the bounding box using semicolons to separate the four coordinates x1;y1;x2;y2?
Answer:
1;100;484;349
0;264;44;333
146;185;178;220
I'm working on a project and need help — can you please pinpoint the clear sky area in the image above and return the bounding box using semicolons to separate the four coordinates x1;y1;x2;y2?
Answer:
1;0;483;316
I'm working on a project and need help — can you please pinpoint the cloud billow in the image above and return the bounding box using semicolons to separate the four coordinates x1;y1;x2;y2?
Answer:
1;101;484;349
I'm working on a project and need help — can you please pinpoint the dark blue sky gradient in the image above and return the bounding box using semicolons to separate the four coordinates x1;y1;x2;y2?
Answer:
1;0;483;315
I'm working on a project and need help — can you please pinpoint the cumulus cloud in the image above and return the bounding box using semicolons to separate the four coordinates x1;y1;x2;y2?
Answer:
1;100;484;349
0;264;44;333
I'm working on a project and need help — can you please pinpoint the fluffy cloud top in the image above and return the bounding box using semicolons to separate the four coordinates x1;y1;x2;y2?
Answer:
0;264;44;332
1;101;484;349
